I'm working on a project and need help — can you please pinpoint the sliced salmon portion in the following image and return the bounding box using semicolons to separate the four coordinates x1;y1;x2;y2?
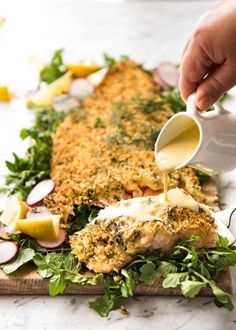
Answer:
70;189;217;273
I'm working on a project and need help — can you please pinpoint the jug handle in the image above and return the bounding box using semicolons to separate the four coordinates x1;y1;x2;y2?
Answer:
186;93;228;117
214;203;236;227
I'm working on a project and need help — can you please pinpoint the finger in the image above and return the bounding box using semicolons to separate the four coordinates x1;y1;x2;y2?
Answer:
181;39;190;59
196;60;236;110
179;43;212;102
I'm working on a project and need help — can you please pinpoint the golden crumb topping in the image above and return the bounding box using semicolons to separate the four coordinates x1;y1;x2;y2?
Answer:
45;60;217;220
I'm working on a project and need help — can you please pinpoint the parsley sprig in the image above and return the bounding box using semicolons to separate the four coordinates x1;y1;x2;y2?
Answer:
89;236;236;316
33;252;103;296
40;49;67;84
1;109;67;199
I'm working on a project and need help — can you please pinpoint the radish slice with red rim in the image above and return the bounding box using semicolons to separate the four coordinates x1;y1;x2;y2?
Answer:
26;179;55;206
153;70;169;89
154;62;179;88
0;225;9;239
52;94;79;112
36;230;67;249
26;206;52;219
0;241;19;265
69;78;94;100
4;225;21;235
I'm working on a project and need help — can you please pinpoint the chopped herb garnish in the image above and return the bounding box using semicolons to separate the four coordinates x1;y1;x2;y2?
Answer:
94;117;104;128
104;135;117;146
133;97;162;114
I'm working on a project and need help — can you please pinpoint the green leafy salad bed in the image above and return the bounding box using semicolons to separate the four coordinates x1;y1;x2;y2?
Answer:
0;51;235;317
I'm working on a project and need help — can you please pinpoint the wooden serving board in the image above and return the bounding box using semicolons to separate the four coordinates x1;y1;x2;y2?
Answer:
0;265;232;296
0;178;233;296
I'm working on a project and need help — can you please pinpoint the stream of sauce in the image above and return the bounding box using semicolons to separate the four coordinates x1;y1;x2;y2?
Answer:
156;124;200;202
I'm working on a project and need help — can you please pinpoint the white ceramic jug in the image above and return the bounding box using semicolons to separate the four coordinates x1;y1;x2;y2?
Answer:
155;93;236;174
214;203;236;244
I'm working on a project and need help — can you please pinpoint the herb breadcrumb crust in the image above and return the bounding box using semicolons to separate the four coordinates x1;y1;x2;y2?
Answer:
45;60;217;220
70;205;217;273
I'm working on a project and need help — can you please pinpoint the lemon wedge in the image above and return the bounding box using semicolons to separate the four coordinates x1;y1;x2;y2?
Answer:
15;215;60;241
87;68;109;87
27;71;72;108
0;197;29;230
0;17;6;26
0;86;11;101
65;63;100;77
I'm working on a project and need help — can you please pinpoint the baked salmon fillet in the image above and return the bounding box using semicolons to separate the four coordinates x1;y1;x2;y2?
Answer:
70;189;218;273
45;60;217;221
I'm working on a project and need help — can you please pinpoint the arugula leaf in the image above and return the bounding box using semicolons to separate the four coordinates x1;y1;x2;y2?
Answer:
68;205;100;234
103;53;130;69
162;272;188;288
2;109;67;199
33;251;102;296
157;88;227;115
120;269;136;297
89;236;236;316
159;236;236;310
159;261;177;278
89;268;138;317
89;294;119;317
38;268;54;279
2;248;35;274
103;53;116;69
159;88;186;114
180;280;205;298
140;261;156;285
49;274;67;296
209;281;234;311
89;275;122;317
217;236;230;248
40;49;66;84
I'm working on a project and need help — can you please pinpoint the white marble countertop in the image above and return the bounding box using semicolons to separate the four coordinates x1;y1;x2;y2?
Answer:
0;1;236;329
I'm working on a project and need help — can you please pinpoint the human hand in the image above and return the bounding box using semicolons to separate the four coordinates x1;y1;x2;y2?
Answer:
179;0;236;110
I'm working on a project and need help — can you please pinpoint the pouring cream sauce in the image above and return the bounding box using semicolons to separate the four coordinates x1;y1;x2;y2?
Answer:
155;123;200;201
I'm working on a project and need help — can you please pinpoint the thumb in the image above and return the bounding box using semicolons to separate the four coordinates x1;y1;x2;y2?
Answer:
196;61;236;110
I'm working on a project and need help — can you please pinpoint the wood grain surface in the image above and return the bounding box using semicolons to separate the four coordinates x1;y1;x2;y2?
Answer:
0;266;232;295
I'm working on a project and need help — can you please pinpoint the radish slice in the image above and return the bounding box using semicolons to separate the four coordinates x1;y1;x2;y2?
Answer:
4;225;21;235
0;225;9;239
36;230;67;249
154;62;179;88
69;78;94;100
52;94;79;112
87;68;108;87
0;241;19;265
26;206;52;219
153;70;169;89
26;179;55;206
